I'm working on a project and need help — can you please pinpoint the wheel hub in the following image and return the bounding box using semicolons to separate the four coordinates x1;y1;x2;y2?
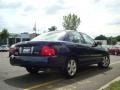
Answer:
67;60;77;76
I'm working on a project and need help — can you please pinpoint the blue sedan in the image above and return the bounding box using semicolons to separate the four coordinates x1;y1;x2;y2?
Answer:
9;30;110;78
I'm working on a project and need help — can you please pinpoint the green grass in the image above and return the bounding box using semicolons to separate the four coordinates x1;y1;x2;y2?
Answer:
105;80;120;90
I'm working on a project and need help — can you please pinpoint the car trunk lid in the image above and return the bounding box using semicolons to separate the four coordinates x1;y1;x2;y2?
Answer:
14;41;45;56
14;41;58;56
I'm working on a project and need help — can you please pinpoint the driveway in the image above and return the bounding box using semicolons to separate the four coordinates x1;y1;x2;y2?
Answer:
0;52;120;90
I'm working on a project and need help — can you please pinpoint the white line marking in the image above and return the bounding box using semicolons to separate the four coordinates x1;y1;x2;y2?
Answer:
23;79;62;90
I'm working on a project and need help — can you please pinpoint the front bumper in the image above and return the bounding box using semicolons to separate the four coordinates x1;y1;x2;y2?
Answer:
10;55;66;68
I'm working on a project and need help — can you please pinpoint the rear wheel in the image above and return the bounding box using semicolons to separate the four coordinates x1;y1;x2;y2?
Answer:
63;58;77;78
26;67;39;74
98;56;110;68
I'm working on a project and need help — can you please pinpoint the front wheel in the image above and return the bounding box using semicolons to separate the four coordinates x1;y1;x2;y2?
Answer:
63;59;77;78
98;56;110;68
26;67;39;74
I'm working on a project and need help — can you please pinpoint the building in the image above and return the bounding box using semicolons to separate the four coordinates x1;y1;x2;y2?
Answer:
8;32;30;45
30;33;38;39
116;42;120;45
95;40;107;45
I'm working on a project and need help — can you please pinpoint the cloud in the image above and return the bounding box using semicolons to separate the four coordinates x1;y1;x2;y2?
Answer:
23;6;37;12
94;0;120;13
0;0;120;37
0;0;22;9
0;16;9;30
45;0;67;15
45;5;66;15
108;19;120;25
0;19;5;30
94;0;101;3
13;24;32;33
93;0;120;29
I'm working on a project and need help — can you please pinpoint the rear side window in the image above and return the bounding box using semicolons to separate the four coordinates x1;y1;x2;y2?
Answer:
31;31;66;41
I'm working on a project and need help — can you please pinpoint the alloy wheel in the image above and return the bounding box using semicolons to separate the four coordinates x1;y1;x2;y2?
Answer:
102;56;110;67
67;59;77;76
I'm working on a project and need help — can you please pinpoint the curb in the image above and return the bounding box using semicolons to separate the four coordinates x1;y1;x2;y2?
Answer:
98;76;120;90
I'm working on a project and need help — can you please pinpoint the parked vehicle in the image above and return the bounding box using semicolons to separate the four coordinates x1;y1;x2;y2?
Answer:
101;45;113;51
0;45;9;52
9;44;16;57
9;30;110;78
108;45;120;55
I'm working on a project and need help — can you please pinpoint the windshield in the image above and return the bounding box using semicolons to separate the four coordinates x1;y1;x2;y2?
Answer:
31;31;66;41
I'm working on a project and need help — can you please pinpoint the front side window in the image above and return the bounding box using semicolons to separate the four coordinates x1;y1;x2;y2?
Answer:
82;33;95;45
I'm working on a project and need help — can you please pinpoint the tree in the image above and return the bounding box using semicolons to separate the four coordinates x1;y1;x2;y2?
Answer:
95;35;107;40
107;37;112;45
0;28;9;44
48;26;57;32
111;38;117;45
63;13;80;30
0;32;1;40
107;37;117;45
116;36;120;41
0;32;2;45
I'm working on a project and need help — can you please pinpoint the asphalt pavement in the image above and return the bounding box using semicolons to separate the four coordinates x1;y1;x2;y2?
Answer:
0;52;120;90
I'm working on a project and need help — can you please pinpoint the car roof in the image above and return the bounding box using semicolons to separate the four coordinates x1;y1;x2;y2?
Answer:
46;30;81;34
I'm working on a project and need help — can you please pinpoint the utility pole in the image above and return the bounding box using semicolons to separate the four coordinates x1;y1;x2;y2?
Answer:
111;37;112;45
33;22;37;36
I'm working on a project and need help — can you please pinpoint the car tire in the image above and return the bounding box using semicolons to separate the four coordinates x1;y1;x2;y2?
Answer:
98;56;110;68
63;58;77;78
26;67;39;74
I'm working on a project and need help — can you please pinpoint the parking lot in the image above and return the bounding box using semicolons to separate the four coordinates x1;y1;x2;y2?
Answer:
0;52;120;90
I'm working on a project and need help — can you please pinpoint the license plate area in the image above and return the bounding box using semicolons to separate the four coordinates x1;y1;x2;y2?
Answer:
22;47;31;54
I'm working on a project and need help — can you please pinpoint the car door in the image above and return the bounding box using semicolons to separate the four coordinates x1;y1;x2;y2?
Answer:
66;31;92;65
81;33;103;63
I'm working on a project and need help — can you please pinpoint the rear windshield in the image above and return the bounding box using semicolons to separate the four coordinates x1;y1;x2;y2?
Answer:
31;31;66;41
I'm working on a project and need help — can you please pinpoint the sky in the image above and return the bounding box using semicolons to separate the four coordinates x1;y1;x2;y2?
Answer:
0;0;120;38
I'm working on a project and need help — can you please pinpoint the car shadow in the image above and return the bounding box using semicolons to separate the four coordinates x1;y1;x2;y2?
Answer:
4;71;63;89
4;65;112;89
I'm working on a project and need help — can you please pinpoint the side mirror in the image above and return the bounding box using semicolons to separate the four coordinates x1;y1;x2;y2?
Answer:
93;42;102;47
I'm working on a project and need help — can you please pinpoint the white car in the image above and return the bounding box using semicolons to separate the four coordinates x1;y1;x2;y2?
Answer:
0;45;9;52
101;45;113;51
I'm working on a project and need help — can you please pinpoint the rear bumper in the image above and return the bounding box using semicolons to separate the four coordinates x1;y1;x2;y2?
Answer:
10;55;66;68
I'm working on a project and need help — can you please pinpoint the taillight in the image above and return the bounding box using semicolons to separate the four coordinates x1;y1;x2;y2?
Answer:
40;46;56;56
